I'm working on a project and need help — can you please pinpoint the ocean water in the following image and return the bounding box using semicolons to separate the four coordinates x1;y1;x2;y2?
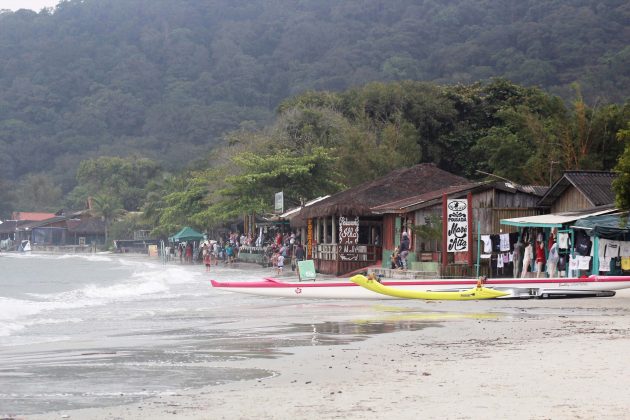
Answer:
0;253;439;416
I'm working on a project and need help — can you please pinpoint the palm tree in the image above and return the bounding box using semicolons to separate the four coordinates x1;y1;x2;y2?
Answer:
90;193;125;247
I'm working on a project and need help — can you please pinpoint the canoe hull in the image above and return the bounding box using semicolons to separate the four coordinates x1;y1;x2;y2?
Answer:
350;274;509;300
210;275;630;299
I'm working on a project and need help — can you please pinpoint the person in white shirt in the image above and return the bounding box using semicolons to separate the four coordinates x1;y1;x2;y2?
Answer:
276;253;285;275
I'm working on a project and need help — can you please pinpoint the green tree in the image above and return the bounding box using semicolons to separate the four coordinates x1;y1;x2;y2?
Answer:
72;156;161;211
15;174;63;211
90;193;124;246
0;178;16;219
200;147;344;225
613;122;630;211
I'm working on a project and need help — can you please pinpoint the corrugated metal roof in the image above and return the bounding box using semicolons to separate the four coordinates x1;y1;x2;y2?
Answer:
67;218;106;234
500;205;616;228
370;183;477;213
279;195;330;218
17;216;67;230
371;181;545;214
538;171;617;207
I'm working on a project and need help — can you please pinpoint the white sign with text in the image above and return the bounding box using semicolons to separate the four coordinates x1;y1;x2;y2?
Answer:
446;199;468;252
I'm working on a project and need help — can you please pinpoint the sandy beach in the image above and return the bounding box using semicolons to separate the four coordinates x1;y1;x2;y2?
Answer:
20;282;630;420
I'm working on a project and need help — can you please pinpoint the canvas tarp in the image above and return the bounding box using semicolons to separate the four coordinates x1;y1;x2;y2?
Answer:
169;226;204;242
500;207;616;228
571;213;630;240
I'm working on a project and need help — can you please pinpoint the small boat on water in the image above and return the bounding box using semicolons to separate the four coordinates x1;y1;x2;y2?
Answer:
210;274;630;299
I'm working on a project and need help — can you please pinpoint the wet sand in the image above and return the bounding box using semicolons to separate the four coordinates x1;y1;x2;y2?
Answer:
21;286;630;420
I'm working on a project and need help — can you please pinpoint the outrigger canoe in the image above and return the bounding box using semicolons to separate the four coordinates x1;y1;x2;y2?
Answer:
350;274;508;300
209;275;630;299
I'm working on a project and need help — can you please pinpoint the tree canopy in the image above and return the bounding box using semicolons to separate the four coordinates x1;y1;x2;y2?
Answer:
0;0;628;192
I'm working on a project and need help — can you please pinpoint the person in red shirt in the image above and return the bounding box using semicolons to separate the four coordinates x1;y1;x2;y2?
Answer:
535;240;546;278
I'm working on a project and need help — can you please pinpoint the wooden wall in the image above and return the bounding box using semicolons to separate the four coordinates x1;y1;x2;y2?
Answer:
382;214;396;250
551;187;592;213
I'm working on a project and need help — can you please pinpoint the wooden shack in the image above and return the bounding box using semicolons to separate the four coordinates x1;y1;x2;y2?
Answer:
291;163;470;275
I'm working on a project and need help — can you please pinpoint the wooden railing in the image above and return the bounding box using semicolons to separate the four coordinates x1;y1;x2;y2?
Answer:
312;244;382;276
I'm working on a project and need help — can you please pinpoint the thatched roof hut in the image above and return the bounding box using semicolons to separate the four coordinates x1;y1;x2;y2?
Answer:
293;163;470;224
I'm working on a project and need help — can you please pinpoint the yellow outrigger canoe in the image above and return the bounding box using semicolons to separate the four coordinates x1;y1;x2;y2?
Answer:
350;274;509;300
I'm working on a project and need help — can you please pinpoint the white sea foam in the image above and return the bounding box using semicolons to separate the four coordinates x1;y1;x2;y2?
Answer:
56;253;113;262
0;297;49;336
0;296;45;321
1;260;199;338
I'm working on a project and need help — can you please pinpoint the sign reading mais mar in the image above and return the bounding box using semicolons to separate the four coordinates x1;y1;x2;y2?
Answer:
447;199;468;252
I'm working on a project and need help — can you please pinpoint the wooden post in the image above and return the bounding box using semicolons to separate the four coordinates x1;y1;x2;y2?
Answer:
442;193;448;268
467;192;473;268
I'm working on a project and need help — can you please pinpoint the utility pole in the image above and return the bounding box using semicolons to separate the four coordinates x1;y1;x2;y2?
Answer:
549;161;558;186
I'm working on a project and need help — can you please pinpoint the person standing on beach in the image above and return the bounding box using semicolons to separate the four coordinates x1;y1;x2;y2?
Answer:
295;243;305;262
185;242;193;264
276;252;285;275
399;232;410;270
225;242;233;264
271;251;279;273
203;244;212;271
212;241;219;265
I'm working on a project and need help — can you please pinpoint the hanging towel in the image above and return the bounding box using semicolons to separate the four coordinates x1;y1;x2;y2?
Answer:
558;232;569;249
499;233;510;251
578;256;591;270
604;241;621;260
598;238;610;259
481;235;492;253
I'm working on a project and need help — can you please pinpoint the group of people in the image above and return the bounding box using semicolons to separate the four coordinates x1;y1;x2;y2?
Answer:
268;233;306;275
169;233;246;271
170;229;307;275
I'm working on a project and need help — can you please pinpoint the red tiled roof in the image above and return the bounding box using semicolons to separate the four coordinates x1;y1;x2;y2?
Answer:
11;212;56;221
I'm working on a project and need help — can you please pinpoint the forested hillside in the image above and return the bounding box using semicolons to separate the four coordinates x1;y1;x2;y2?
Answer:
0;0;628;194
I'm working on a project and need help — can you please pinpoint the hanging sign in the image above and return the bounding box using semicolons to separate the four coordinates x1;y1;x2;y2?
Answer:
447;199;468;252
339;216;359;260
307;218;313;259
274;191;284;214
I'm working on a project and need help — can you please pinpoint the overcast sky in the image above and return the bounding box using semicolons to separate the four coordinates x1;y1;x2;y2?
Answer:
2;0;60;11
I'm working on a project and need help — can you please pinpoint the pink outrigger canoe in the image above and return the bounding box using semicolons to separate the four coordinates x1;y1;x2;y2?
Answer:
210;275;630;299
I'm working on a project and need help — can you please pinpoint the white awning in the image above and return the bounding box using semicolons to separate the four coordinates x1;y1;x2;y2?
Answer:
279;195;330;218
500;207;616;228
